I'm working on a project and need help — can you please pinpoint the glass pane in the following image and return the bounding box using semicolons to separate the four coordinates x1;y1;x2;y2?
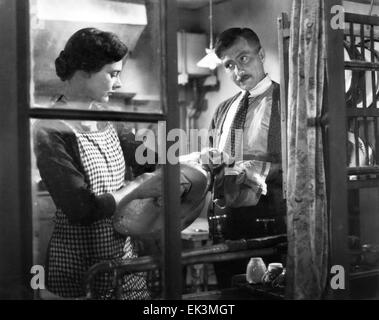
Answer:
30;116;213;299
30;118;165;299
29;0;162;113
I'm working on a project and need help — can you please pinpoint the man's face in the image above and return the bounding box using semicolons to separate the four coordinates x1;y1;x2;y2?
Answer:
84;60;123;103
220;37;265;91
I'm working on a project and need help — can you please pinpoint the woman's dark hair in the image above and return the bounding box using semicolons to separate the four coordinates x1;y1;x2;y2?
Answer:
55;27;128;81
215;28;261;59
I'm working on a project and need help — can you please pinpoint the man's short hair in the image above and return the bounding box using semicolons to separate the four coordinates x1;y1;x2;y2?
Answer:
214;28;261;59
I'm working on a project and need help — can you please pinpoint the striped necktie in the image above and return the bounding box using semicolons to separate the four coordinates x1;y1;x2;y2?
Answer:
223;91;251;160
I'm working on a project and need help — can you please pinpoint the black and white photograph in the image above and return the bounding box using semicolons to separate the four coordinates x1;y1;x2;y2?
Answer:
1;0;379;308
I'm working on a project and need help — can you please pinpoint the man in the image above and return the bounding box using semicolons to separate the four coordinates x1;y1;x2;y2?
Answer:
207;28;286;289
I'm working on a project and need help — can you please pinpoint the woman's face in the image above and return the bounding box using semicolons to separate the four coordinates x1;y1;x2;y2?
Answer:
84;60;123;103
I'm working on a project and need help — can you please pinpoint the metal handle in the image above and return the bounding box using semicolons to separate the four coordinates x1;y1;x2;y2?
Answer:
212;198;226;210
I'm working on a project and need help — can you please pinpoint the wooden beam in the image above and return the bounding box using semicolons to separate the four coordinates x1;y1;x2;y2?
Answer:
277;12;290;199
0;0;33;299
161;0;182;299
325;0;350;300
344;0;377;5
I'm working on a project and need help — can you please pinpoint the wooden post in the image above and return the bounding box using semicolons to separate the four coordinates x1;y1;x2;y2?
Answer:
161;0;182;299
324;0;350;299
277;12;290;198
0;0;33;299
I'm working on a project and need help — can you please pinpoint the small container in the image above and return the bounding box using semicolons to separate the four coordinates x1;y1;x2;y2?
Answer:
262;263;284;284
246;257;267;284
271;268;286;288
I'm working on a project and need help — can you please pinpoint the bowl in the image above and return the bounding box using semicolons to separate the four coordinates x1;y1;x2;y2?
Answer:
112;162;211;238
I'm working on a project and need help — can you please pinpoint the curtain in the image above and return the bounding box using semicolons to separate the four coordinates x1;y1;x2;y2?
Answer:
286;0;328;299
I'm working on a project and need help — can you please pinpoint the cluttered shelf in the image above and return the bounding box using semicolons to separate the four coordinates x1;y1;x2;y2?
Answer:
182;271;286;300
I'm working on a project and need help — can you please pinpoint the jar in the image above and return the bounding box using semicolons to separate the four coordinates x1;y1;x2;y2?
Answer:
246;257;267;284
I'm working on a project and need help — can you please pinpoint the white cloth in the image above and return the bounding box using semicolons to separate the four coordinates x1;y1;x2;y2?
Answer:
223;160;271;207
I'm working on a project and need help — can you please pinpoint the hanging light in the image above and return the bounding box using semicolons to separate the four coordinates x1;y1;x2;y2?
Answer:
196;0;221;70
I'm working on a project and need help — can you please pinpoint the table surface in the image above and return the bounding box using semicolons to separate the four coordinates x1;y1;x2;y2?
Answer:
181;217;209;241
232;274;285;300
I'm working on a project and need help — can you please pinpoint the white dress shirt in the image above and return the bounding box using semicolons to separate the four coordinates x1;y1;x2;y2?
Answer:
217;74;274;207
218;74;273;152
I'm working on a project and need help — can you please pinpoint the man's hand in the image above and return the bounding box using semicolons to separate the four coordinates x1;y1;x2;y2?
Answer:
200;148;233;174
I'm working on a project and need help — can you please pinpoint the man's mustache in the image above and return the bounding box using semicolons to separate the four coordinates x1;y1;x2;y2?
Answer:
236;74;251;82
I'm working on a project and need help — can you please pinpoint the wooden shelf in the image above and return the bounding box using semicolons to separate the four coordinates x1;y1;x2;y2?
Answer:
347;165;379;189
348;178;379;189
348;166;379;175
346;107;379;117
345;12;379;27
345;60;379;71
231;275;285;300
351;267;379;280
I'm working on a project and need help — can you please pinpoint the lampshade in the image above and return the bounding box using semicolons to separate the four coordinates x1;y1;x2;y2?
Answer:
196;48;221;70
196;0;221;70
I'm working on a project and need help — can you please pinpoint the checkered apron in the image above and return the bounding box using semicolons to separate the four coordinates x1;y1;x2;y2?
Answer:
46;121;149;299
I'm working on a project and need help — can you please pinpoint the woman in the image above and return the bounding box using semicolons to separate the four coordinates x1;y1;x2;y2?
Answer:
33;28;158;299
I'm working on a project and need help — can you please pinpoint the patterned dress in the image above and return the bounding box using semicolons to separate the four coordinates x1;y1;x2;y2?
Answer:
46;120;149;299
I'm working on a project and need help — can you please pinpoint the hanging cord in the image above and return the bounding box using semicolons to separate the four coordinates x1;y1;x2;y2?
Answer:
181;30;187;75
209;0;214;49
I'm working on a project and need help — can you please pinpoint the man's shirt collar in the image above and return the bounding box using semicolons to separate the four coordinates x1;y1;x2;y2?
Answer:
245;74;272;98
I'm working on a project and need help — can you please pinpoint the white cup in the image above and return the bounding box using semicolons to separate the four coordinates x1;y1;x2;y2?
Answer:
246;257;267;284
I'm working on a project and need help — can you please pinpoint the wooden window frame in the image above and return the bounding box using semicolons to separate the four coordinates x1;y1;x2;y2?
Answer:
0;0;182;299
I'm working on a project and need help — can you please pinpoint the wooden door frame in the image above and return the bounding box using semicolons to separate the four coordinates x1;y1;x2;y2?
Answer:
324;0;350;299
